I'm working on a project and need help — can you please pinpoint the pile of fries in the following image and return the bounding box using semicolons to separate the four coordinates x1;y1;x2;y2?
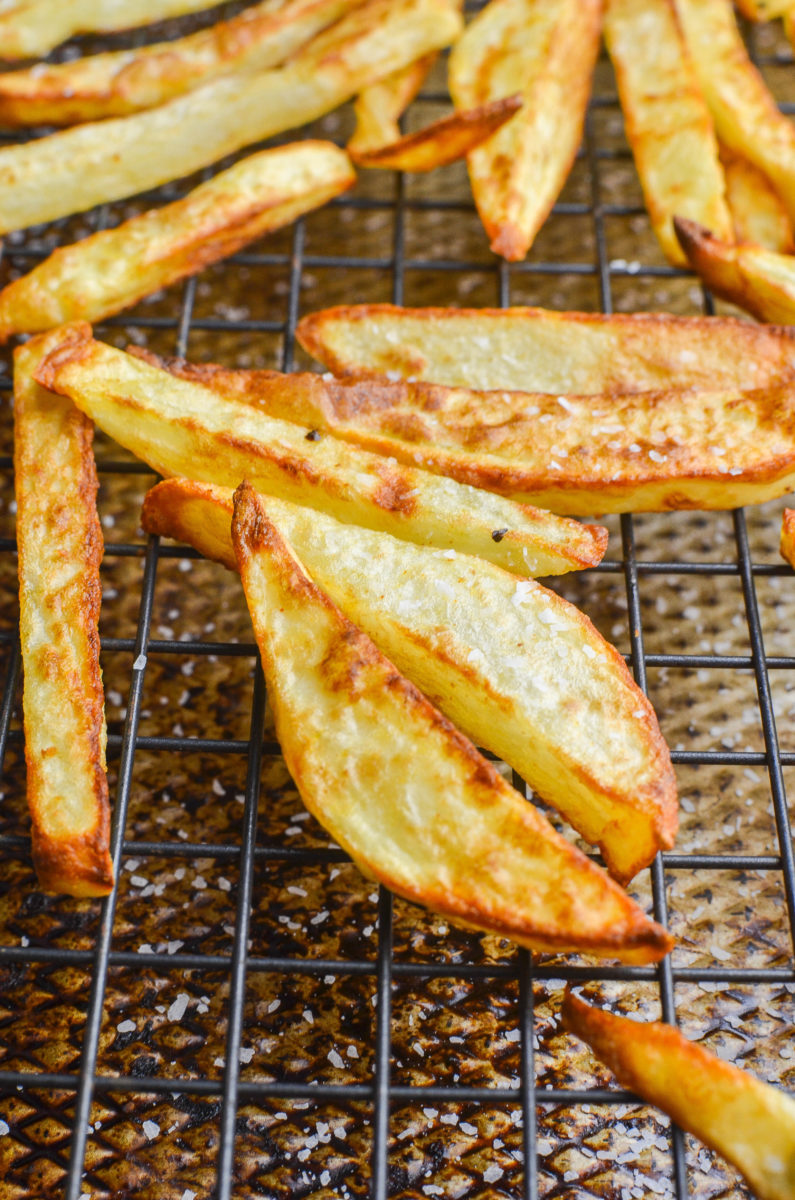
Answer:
4;1;795;1196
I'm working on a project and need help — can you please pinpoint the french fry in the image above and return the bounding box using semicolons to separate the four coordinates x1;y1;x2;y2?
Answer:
448;0;602;261
348;95;522;172
675;215;795;324
563;990;795;1200
676;0;795;227
348;54;438;155
780;508;795;568
0;0;365;127
144;342;795;515
719;143;794;254
295;303;795;392
0;0;220;60
144;478;676;883
0;141;355;342
603;0;732;267
35;325;607;577
231;482;672;961
13;331;113;898
0;0;462;235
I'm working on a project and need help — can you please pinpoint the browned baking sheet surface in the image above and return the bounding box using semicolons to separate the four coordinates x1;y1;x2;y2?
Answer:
0;5;793;1198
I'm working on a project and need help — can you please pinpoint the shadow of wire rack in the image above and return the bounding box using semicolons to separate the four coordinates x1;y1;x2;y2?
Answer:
0;4;794;1198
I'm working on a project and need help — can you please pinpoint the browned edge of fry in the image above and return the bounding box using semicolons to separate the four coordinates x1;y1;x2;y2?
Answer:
781;508;795;568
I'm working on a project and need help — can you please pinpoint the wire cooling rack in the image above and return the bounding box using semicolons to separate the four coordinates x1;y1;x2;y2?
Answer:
0;5;794;1199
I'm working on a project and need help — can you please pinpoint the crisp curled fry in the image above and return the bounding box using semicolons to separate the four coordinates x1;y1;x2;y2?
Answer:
675;215;795;325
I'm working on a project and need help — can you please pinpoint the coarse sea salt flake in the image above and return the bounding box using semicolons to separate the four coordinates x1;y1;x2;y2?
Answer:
328;1049;345;1068
142;1121;160;1140
483;1167;503;1184
168;994;190;1022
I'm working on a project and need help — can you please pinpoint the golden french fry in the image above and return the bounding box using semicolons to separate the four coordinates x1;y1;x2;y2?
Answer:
0;141;354;342
144;478;676;883
0;0;365;127
14;331;113;898
35;325;606;577
0;0;462;235
563;990;795;1200
348;54;438;155
231;482;672;961
0;0;220;60
295;303;795;392
781;508;795;567
349;95;522;172
675;215;795;324
676;0;795;226
604;0;732;267
448;0;602;261
185;330;795;514
719;143;794;254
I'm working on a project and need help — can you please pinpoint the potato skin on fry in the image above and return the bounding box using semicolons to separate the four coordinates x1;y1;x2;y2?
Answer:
14;331;113;898
231;482;672;961
675;215;795;325
563;989;795;1200
0;141;355;342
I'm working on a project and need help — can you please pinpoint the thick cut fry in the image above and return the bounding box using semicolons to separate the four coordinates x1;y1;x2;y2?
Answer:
0;0;462;235
145;479;676;883
604;0;732;267
676;0;795;227
14;331;112;898
563;990;795;1200
175;336;795;514
781;508;795;567
232;482;671;961
448;0;602;261
35;325;606;577
0;0;220;59
0;0;365;127
348;54;437;154
719;143;794;254
296;304;795;392
675;215;795;324
349;96;522;172
0;141;354;342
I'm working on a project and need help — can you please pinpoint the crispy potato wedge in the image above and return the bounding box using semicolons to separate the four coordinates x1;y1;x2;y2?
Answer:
781;508;795;568
0;0;365;127
295;304;795;392
0;0;220;59
448;0;602;261
36;325;606;577
675;215;795;324
348;54;438;155
14;331;113;898
676;0;795;226
0;141;354;342
0;0;462;234
349;95;522;172
145;478;676;883
563;990;795;1200
719;143;794;254
232;482;672;961
604;0;732;267
148;344;795;514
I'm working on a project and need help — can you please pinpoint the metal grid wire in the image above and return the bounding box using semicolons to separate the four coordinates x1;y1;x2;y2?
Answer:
0;5;794;1199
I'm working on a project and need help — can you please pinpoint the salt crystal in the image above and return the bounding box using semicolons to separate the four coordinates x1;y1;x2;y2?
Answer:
133;653;147;671
211;779;224;796
142;1121;160;1140
460;1122;477;1135
484;1166;503;1183
239;1047;255;1064
117;1020;136;1034
168;994;190;1022
328;1049;345;1068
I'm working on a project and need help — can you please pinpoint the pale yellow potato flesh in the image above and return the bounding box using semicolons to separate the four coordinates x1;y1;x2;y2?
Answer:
144;478;676;883
719;143;793;254
676;0;795;226
14;331;113;898
563;990;795;1200
0;0;220;59
675;215;795;325
348;54;437;154
0;0;365;127
296;304;795;392
0;0;462;234
604;0;732;267
0;141;355;341
448;0;601;261
231;482;672;962
35;325;606;578
780;508;795;568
